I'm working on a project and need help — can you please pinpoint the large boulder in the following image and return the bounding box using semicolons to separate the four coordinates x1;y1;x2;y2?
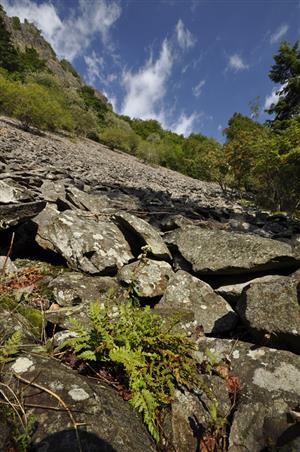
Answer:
3;353;156;452
118;258;173;298
168;226;299;275
49;272;122;307
195;338;300;451
0;200;46;230
114;212;172;260
33;205;133;274
236;276;300;353
156;270;238;335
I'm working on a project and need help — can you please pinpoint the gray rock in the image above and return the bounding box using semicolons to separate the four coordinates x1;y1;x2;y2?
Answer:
216;274;283;303
194;338;300;452
66;186;114;213
33;205;133;274
49;271;122;307
156;270;238;335
0;200;46;230
40;180;66;202
114;211;172;260
236;276;300;353
118;258;173;297
170;226;298;274
4;353;155;452
0;180;32;203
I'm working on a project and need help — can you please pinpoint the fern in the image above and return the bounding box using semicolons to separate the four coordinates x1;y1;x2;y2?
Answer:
64;299;199;441
0;330;22;363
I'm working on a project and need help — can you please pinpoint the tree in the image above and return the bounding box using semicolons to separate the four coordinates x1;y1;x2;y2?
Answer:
266;41;300;121
0;13;20;72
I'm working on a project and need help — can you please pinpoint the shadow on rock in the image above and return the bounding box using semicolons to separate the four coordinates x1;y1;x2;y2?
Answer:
30;429;117;452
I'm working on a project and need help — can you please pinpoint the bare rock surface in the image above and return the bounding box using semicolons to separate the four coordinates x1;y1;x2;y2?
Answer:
168;226;299;275
195;338;300;451
236;276;300;353
118;258;173;297
156;270;238;335
33;205;133;274
3;353;156;452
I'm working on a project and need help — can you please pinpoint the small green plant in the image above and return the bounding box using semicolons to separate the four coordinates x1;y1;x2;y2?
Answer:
65;300;198;441
0;330;22;363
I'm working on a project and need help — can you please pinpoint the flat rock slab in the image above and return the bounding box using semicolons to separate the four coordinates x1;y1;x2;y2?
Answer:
114;211;171;260
4;353;155;452
156;270;238;335
118;258;173;297
236;276;300;353
49;272;123;307
216;274;283;303
195;338;300;451
0;179;33;203
33;205;133;274
0;200;46;230
169;226;298;275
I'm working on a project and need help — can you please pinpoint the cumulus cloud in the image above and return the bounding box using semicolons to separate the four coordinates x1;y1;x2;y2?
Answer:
176;19;196;49
270;24;289;44
121;39;173;120
2;0;121;61
228;54;249;71
192;79;206;97
171;112;198;136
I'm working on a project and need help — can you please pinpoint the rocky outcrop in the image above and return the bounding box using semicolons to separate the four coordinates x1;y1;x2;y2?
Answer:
0;118;300;451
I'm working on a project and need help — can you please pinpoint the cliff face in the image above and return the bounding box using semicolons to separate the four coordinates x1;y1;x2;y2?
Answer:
1;6;108;103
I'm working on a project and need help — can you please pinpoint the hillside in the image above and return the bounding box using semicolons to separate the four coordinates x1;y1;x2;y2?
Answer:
1;116;300;451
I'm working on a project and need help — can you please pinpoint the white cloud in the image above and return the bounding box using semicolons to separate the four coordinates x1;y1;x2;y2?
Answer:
2;0;121;61
264;84;287;110
228;54;249;71
270;24;289;44
84;51;104;85
176;19;196;50
121;39;173;120
171;112;198;136
192;79;206;97
218;124;223;132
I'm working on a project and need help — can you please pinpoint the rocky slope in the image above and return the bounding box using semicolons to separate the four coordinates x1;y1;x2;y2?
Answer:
0;117;300;451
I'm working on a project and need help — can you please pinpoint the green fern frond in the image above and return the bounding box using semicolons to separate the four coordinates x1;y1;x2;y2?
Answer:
0;330;22;363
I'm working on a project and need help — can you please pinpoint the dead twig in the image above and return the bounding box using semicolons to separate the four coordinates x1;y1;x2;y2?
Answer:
1;232;15;275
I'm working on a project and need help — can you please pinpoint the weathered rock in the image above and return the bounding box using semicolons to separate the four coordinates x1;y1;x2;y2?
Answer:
0;256;17;274
3;353;156;452
195;338;300;451
39;180;66;202
0;200;46;229
169;226;299;274
66;186;114;213
216;274;283;303
49;272;122;307
33;205;133;274
236;276;300;353
114;212;172;260
45;304;90;330
0;179;33;203
118;258;173;297
156;270;238;335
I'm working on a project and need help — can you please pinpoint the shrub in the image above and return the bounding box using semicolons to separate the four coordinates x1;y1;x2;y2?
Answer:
65;300;198;441
100;127;140;153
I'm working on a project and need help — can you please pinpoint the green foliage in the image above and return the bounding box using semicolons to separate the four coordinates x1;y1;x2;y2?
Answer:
267;41;300;121
18;47;46;74
65;300;198;441
100;126;140;153
60;58;80;78
0;14;20;72
11;16;21;30
80;85;108;121
0;330;22;364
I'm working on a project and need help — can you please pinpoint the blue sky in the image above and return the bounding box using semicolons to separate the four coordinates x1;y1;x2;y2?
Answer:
2;0;300;140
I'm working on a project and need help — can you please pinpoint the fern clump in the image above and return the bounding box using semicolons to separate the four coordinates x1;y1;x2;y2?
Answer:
65;300;198;441
0;330;22;364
